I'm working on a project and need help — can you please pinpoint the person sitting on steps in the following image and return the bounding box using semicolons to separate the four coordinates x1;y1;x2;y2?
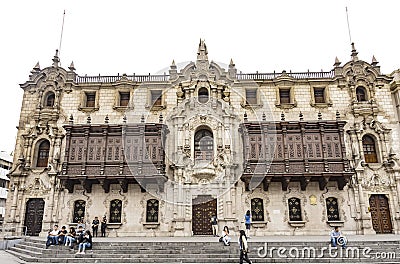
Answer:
221;226;231;246
330;226;347;248
76;230;92;254
45;225;59;249
58;226;67;245
65;226;76;248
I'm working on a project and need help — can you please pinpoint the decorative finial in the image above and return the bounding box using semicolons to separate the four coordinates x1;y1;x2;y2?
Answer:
299;112;304;121
104;115;109;124
86;115;91;124
33;62;41;72
52;49;60;67
159;113;164;123
69;114;74;125
281;112;285;121
262;112;266;121
69;61;76;71
244;112;248;121
197;39;208;61
169;59;178;79
317;111;322;120
141;114;145;123
351;42;358;61
336;110;340;120
229;58;235;67
371;55;378;66
123;115;127;124
333;57;341;67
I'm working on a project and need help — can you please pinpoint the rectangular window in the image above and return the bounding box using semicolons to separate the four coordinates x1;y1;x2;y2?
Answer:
314;88;325;104
119;92;130;107
279;89;290;104
85;92;96;107
245;89;257;105
151;90;162;106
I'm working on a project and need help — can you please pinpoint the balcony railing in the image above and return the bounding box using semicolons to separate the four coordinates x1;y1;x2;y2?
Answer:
237;70;334;80
75;74;170;83
74;70;335;84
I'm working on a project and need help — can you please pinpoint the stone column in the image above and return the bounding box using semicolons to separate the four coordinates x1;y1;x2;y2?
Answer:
9;181;19;222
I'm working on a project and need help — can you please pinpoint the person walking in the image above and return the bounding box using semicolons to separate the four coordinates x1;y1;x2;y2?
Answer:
92;216;99;237
238;230;252;264
100;216;107;237
244;210;251;238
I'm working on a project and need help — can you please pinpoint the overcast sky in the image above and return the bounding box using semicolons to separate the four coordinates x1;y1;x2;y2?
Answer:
0;0;399;154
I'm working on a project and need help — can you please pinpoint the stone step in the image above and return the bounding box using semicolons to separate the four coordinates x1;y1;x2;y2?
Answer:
8;238;399;263
22;239;400;248
8;248;399;262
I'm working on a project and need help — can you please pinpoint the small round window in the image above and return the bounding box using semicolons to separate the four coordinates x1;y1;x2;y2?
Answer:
198;88;209;103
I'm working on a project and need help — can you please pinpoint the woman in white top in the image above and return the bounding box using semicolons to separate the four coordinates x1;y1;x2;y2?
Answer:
222;226;231;246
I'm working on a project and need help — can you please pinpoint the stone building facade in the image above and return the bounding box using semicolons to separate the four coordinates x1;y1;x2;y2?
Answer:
5;41;400;236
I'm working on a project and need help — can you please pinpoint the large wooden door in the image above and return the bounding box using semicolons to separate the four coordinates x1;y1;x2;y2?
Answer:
369;194;393;234
192;196;217;235
24;198;45;236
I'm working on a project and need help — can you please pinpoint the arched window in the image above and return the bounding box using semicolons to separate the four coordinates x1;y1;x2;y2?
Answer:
194;129;213;161
36;140;50;167
146;199;159;223
251;198;264;222
363;135;378;163
326;197;340;221
110;199;122;223
198;87;209;103
356;87;367;102
288;197;302;221
45;92;55;107
73;200;86;223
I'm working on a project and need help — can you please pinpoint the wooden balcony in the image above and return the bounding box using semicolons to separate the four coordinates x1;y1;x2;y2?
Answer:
59;123;168;193
239;120;353;191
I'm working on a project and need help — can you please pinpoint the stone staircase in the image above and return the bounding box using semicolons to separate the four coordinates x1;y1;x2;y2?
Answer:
6;237;400;263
